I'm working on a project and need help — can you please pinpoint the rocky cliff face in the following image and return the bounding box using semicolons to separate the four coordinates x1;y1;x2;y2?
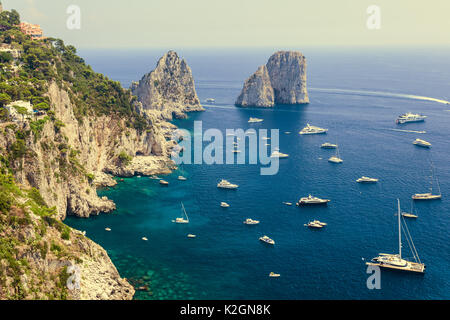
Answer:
131;51;204;120
236;51;309;107
0;82;176;220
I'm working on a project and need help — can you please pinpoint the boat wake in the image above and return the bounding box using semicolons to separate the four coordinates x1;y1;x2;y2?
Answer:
389;129;426;134
309;88;450;105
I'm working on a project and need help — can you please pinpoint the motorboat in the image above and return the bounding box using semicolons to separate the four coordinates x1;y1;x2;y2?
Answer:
356;176;379;183
305;220;327;229
178;176;187;181
248;117;264;123
299;124;328;135
270;151;289;158
217;179;238;189
244;218;260;225
396;112;427;124
220;202;230;208
413;139;432;148
297;195;330;206
269;272;280;278
321;142;337;149
259;235;275;245
159;180;169;186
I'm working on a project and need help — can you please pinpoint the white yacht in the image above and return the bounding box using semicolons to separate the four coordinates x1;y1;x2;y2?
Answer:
105;227;112;232
299;124;328;135
244;218;260;225
270;150;289;158
366;199;426;273
217;179;239;189
187;234;197;238
178;176;187;181
149;175;161;180
142;237;148;241
296;195;330;206
259;235;275;245
412;162;442;200
413;138;432;148
305;220;327;229
172;202;189;224
321;142;337;149
248;117;264;123
269;272;280;278
356;176;379;183
159;180;169;186
396;112;427;124
220;202;230;208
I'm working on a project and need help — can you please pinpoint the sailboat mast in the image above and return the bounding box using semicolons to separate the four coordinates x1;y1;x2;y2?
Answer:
398;199;402;258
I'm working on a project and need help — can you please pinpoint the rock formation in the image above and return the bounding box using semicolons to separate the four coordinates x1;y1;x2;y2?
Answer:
131;51;204;120
236;51;309;107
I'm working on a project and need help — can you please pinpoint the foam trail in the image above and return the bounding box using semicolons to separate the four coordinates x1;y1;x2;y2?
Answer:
309;88;450;105
389;129;426;134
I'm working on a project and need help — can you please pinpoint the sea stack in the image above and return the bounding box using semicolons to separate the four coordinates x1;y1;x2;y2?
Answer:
131;51;204;119
236;51;309;107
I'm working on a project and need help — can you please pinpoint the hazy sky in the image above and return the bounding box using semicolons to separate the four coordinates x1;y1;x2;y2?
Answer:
5;0;450;48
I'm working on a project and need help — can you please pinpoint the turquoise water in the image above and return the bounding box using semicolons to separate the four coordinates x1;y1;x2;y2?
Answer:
66;48;450;299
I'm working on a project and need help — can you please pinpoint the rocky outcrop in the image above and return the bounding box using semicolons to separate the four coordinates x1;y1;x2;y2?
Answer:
131;51;204;120
0;82;176;219
236;51;309;107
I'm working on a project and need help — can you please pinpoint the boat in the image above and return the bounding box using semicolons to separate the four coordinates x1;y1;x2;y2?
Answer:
243;218;260;225
232;149;241;153
220;202;230;208
321;142;337;149
299;124;328;135
259;235;275;245
172;202;189;224
396;112;427;124
296;195;330;206
159;180;169;186
282;202;292;206
187;234;197;238
305;220;327;229
402;212;418;219
270;151;289;158
142;237;148;241
248;117;263;123
149;175;161;180
105;227;111;232
269;272;280;278
366;199;426;273
412;162;442;200
262;137;271;141
356;176;379;183
413;138;432;148
217;179;238;189
328;145;343;163
205;98;215;103
178;176;187;181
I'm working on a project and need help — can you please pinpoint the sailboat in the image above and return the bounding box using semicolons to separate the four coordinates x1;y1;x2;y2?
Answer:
366;199;425;273
402;201;418;219
328;144;343;163
172;202;189;224
412;161;442;200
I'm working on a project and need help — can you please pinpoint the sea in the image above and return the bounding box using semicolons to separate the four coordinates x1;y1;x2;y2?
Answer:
65;47;450;300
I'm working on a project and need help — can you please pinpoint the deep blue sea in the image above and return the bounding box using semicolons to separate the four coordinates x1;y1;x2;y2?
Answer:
66;47;450;299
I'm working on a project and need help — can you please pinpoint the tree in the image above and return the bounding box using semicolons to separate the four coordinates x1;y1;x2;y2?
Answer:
0;51;13;63
14;105;29;122
0;92;11;106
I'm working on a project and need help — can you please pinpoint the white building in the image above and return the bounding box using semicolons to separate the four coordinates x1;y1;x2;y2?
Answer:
5;100;33;121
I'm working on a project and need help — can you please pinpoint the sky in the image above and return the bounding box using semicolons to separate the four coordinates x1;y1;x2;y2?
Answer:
4;0;450;49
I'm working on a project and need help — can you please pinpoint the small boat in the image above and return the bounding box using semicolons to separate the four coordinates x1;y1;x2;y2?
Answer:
270;151;289;158
396;112;427;124
248;117;264;123
282;202;293;206
413;139;432;148
232;150;241;153
305;220;327;229
259;235;275;245
150;175;161;180
220;202;230;208
262;137;271;141
366;199;426;273
137;175;141;178
412;162;441;200
243;218;260;225
142;237;148;241
105;228;111;232
356;176;379;183
297;195;330;206
328;143;343;163
299;124;328;135
205;98;215;103
187;234;197;238
159;180;169;186
178;176;187;181
321;142;337;149
402;212;418;219
269;272;280;278
172;202;189;224
217;179;238;189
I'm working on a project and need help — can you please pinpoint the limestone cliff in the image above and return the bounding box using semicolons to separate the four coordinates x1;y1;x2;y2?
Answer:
236;51;309;107
131;51;204;120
